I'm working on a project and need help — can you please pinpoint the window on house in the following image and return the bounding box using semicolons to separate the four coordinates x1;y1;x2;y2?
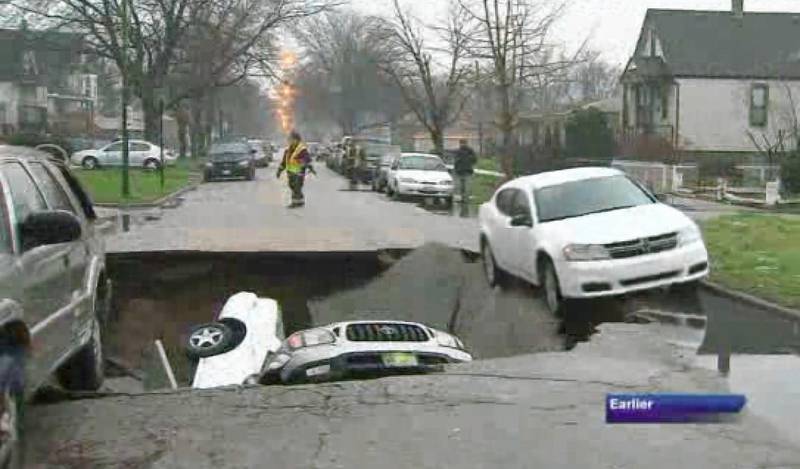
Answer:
661;85;669;120
750;84;769;127
649;30;656;57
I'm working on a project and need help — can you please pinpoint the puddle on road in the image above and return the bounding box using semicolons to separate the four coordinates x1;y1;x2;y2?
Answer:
102;244;798;391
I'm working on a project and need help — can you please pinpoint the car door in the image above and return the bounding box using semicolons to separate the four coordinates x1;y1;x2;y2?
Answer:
1;162;74;387
26;161;91;339
508;189;538;282
129;141;151;166
101;141;124;166
487;188;519;273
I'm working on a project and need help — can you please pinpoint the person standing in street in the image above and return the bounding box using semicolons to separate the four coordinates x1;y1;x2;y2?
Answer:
277;131;316;207
453;139;477;203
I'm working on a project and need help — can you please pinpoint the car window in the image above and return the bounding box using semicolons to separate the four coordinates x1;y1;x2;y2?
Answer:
494;188;517;216
2;162;46;229
535;175;655;223
398;156;446;171
130;142;150;152
27;162;77;214
510;190;532;218
105;142;124;152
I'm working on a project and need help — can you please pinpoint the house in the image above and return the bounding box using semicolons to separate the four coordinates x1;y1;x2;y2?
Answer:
0;27;94;137
621;0;800;162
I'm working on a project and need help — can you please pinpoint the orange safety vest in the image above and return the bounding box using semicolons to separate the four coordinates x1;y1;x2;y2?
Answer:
284;143;308;174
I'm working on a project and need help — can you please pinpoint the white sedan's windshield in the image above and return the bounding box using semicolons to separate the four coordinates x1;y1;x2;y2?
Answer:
535;175;654;223
399;156;446;171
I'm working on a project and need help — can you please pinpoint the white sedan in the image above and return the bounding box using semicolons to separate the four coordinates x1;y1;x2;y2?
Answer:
478;167;709;315
71;139;176;170
386;153;454;203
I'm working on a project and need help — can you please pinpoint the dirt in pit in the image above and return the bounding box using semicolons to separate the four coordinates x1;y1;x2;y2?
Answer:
106;251;389;385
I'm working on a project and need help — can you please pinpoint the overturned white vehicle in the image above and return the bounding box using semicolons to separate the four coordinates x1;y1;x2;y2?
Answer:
185;293;472;388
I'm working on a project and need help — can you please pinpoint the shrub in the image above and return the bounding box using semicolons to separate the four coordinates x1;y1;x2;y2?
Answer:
781;153;800;196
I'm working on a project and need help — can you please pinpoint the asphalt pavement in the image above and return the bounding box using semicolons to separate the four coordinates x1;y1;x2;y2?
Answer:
18;164;800;468
105;166;479;253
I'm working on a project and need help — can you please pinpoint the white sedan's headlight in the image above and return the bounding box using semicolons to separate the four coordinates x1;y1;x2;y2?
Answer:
400;177;417;183
440;180;453;186
678;224;703;246
563;244;610;262
435;331;464;349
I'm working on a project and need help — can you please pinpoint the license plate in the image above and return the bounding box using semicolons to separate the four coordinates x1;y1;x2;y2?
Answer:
381;352;418;367
222;170;231;175
306;364;330;377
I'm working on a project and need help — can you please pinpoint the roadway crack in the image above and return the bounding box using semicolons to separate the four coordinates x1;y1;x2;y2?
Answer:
439;372;643;389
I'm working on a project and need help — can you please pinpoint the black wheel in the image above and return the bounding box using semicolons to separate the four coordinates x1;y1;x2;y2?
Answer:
0;352;24;469
81;156;98;170
541;258;564;317
444;196;454;208
186;322;234;358
57;316;104;391
481;239;507;287
143;159;161;171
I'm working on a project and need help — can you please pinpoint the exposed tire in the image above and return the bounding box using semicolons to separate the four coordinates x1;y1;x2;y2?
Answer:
186;322;234;359
143;159;161;171
540;258;565;317
57;316;104;391
81;156;98;170
481;239;507;288
0;352;24;469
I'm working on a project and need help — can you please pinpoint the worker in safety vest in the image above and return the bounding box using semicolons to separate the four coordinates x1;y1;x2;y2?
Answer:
276;130;316;207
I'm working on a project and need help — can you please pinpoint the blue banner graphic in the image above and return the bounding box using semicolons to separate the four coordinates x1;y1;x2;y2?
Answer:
606;393;746;423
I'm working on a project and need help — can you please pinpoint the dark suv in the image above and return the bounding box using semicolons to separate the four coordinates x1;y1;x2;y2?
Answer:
0;145;108;466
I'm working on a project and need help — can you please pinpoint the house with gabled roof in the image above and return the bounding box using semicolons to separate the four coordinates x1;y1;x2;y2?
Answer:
621;0;800;162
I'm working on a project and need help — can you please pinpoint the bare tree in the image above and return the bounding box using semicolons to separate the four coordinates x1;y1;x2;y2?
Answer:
10;0;332;141
376;0;471;155
295;10;404;135
459;0;578;176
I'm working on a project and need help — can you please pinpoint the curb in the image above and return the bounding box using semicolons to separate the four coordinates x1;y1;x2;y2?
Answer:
699;280;800;321
627;310;707;329
94;179;200;209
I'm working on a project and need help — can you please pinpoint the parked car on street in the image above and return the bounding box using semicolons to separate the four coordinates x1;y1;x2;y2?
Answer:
478;167;709;316
261;320;472;384
0;146;108;465
247;139;270;167
371;152;399;193
386;153;454;204
204;142;257;182
71;139;176;170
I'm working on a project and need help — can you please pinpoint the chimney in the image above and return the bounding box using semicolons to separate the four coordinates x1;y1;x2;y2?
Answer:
732;0;744;18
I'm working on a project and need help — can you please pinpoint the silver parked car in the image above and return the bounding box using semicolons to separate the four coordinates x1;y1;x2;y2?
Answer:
0;146;108;466
71;139;176;170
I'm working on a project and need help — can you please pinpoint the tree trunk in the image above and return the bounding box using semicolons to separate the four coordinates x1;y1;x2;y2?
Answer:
176;106;189;159
190;98;204;159
141;86;160;143
430;128;444;156
498;83;515;179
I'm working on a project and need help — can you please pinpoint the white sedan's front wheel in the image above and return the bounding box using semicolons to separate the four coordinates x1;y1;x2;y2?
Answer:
481;240;506;287
541;259;564;317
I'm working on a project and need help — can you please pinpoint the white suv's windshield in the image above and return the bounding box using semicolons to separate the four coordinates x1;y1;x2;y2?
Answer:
535;175;655;223
399;156;446;171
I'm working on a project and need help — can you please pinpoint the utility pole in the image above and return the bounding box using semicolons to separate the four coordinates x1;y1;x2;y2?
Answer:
159;98;165;190
475;61;484;157
120;0;130;198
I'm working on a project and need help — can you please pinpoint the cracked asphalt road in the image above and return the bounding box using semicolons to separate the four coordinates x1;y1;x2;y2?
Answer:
20;166;800;468
23;324;800;469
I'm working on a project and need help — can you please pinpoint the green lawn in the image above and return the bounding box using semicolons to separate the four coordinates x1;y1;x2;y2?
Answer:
474;157;503;173
702;213;800;307
74;163;194;204
469;173;504;206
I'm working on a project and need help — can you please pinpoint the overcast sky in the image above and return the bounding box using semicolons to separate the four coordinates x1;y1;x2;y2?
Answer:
349;0;800;66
